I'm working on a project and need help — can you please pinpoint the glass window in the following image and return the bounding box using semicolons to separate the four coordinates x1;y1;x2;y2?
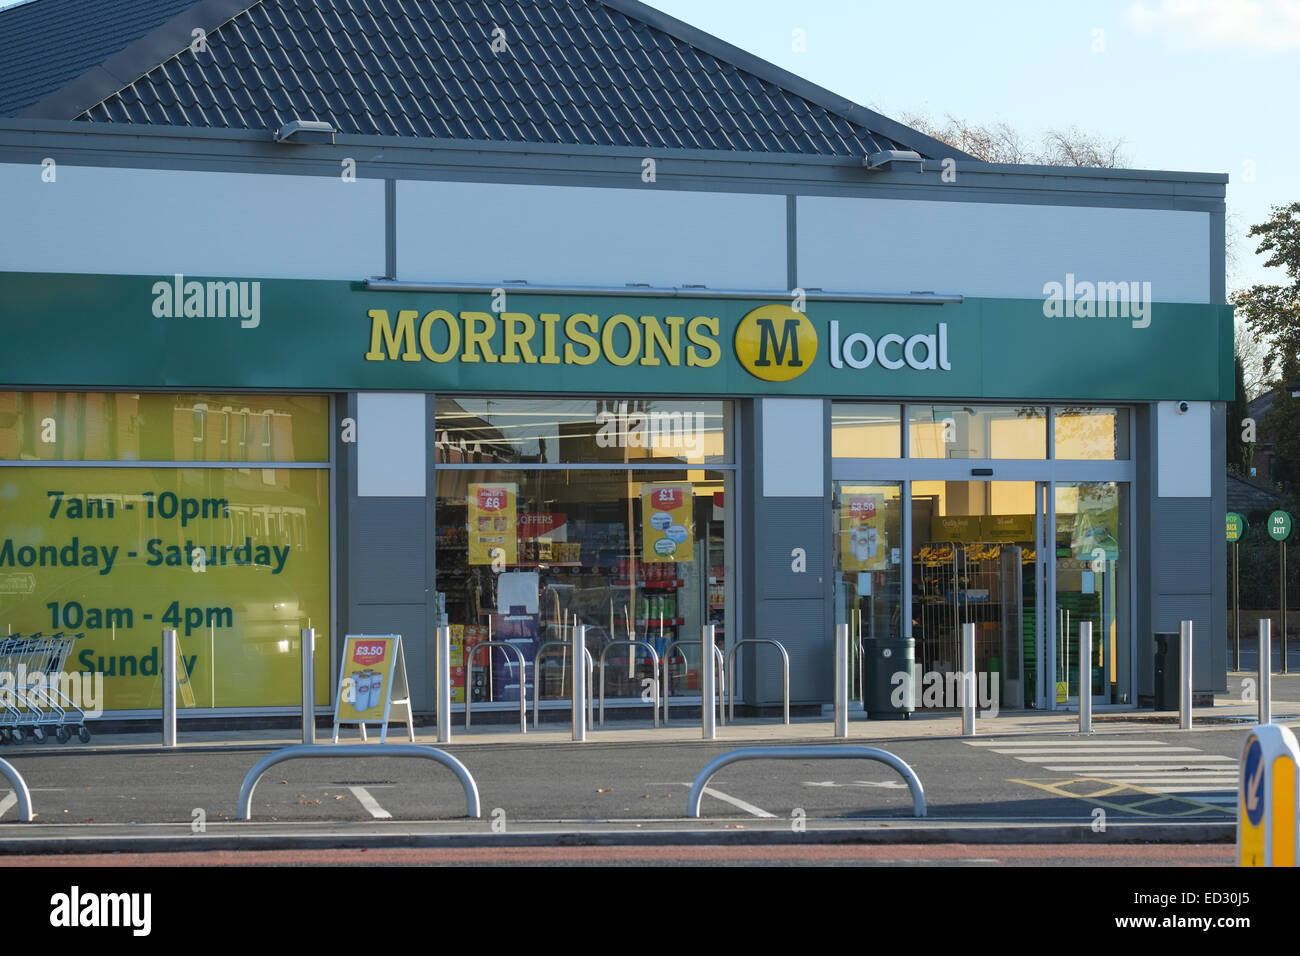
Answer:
909;405;1047;459
831;404;902;458
1054;407;1130;460
0;392;329;462
0;466;331;710
434;398;730;465
435;468;728;706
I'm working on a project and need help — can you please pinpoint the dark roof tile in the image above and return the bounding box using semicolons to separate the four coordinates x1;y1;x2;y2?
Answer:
0;0;944;158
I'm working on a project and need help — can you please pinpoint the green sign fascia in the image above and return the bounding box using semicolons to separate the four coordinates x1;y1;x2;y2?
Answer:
0;271;1235;400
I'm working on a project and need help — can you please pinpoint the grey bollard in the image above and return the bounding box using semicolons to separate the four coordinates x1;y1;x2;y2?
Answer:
437;625;451;743
961;622;976;737
1079;621;1092;734
573;626;587;741
301;627;315;744
162;629;177;747
1179;619;1193;730
834;623;849;738
701;625;716;740
1260;619;1272;725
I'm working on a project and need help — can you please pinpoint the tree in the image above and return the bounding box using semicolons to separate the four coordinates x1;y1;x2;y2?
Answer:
897;112;1130;167
1227;352;1249;476
1233;201;1300;380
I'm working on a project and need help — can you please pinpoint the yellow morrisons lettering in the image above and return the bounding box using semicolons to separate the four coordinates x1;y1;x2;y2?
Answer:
365;309;721;368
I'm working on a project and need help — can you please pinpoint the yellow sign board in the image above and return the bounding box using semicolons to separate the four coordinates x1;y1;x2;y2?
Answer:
841;493;887;571
1238;724;1300;866
641;482;693;562
0;467;330;710
332;634;413;743
468;482;517;565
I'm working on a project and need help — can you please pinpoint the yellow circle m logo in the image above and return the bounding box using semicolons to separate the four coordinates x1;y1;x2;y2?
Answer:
734;305;819;382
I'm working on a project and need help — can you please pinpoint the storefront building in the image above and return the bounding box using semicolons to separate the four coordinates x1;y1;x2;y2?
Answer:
0;0;1232;719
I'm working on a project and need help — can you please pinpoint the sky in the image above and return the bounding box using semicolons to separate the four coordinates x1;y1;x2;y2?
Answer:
647;0;1299;294
1;0;1295;293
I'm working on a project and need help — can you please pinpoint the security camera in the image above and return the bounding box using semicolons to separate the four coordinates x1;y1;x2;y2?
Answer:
1177;401;1190;415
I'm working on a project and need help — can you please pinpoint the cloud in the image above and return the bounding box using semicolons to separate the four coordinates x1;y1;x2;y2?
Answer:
1125;0;1300;50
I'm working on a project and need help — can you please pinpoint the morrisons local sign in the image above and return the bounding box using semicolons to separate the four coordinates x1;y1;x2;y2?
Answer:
0;272;1233;401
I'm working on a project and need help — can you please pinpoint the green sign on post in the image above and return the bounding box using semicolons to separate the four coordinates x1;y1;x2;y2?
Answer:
1268;510;1293;542
1227;512;1248;543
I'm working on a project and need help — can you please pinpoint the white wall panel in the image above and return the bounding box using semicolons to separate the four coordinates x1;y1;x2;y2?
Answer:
762;398;823;497
1157;400;1211;498
0;163;383;278
398;180;785;289
357;393;426;497
798;196;1209;303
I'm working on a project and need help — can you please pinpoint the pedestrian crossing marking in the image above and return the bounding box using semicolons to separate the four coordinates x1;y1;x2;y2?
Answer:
974;737;1237;812
1009;777;1234;816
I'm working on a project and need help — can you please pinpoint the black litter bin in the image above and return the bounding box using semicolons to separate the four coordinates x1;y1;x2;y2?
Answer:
862;636;915;719
1152;632;1180;710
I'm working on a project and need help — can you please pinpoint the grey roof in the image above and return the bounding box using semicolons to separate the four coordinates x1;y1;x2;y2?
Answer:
1227;474;1281;512
4;0;969;159
0;0;199;117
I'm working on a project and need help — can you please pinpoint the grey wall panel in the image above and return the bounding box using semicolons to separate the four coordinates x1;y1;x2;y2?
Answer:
756;497;826;599
749;599;827;704
351;499;426;603
349;604;430;712
1153;498;1213;594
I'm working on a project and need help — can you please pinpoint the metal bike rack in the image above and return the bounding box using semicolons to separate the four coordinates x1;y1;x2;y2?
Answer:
533;641;594;729
0;757;33;822
663;639;725;725
237;744;481;820
598;641;661;727
686;746;926;818
726;639;790;724
465;641;529;733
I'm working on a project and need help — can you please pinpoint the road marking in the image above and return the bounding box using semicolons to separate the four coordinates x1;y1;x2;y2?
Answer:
0;792;15;818
1040;763;1234;772
967;738;1170;747
987;746;1201;754
701;786;775;818
347;786;392;819
804;780;907;789
1018;754;1232;763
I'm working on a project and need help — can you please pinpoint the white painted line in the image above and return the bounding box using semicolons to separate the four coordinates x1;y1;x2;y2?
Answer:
0;792;15;819
347;786;392;819
1042;764;1236;772
988;746;1198;754
1180;795;1238;802
702;786;776;818
1102;778;1238;787
1150;787;1242;795
966;739;1170;747
1018;754;1232;764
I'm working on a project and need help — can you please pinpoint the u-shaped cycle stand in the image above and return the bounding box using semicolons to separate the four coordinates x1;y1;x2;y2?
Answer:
686;746;926;818
663;639;725;725
533;640;594;729
726;639;790;724
237;744;482;820
0;757;33;821
598;641;661;727
465;641;529;733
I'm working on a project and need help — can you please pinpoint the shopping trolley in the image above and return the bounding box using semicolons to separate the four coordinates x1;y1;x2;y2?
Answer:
0;632;92;744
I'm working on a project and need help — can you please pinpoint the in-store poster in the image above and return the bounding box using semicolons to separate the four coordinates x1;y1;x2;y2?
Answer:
0;468;330;710
842;493;887;571
640;482;693;562
333;634;402;725
468;482;517;565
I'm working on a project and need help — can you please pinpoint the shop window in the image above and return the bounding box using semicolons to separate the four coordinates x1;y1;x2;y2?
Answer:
909;405;1047;459
1054;407;1130;460
831;403;902;458
435;464;730;710
434;398;729;466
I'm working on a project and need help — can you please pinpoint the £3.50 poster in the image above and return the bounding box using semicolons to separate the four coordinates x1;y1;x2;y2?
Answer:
841;492;887;571
468;482;517;565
